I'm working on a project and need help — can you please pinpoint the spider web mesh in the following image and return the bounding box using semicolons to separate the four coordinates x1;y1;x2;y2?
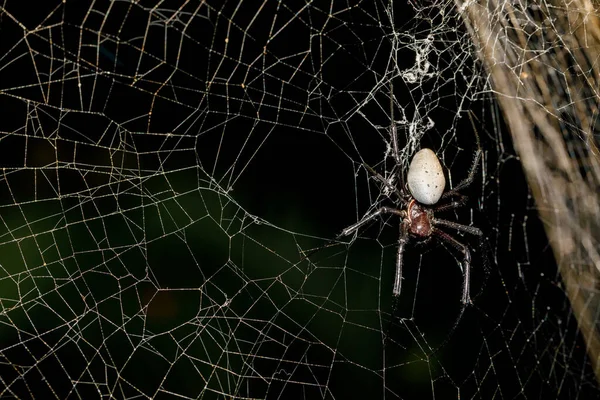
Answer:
0;0;597;398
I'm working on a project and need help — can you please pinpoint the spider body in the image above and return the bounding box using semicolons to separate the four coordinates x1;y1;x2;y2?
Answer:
407;200;432;238
340;132;483;304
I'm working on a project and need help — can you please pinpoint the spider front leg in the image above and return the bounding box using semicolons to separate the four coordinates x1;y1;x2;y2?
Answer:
442;149;482;199
433;229;473;304
393;219;410;297
340;207;406;237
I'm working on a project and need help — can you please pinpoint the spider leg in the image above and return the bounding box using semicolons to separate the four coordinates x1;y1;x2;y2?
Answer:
433;218;483;236
388;81;411;198
362;163;406;200
442;149;482;199
443;111;483;199
393;219;410;297
340;207;406;237
431;194;467;213
433;228;473;304
389;80;401;166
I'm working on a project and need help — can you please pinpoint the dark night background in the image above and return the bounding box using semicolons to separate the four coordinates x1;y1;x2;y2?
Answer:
0;0;596;398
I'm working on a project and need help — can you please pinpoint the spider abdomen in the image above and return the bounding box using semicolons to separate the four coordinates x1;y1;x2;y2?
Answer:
407;148;446;205
408;200;433;238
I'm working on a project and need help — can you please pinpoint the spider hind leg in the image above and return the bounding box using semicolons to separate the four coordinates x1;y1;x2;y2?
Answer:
392;220;410;297
433;228;473;304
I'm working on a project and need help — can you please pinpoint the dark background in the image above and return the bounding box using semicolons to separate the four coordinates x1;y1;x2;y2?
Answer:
0;0;595;398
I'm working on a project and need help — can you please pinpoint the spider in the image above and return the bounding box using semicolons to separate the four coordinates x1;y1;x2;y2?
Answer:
340;111;483;304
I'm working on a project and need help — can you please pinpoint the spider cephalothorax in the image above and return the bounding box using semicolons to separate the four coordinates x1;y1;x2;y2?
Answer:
407;200;433;237
340;125;483;304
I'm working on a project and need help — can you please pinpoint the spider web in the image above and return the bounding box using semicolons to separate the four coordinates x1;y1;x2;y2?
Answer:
0;0;597;398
